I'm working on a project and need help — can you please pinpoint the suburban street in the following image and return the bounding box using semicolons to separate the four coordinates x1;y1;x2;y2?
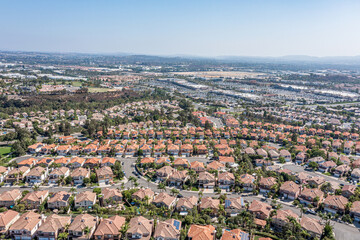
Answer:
283;164;349;185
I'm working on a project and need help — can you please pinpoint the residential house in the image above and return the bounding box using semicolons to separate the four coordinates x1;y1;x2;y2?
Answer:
272;209;299;230
93;215;126;240
18;158;37;168
132;188;154;203
220;229;249;240
156;166;176;181
300;216;323;239
239;174;255;191
295;152;306;164
334;165;350;177
190;161;205;172
21;190;49;209
96;166;114;184
279;150;291;162
25;166;48;184
48;167;70;184
0;189;22;208
5;166;30;183
153;192;176;208
268;150;280;160
127;216;154;240
199;197;220;216
176;196;198;215
36;214;71;240
187;225;215;240
224;197;245;216
168;170;188;186
350;201;360;222
342;185;357;198
154;219;181;240
299;188;324;207
323;195;348;214
279;181;301;200
68;157;86;168
47;191;71;209
75;191;97;209
318;161;336;173
71;167;90;185
181;144;193;157
217;172;235;190
351;168;360;182
206;161;225;171
173;158;190;168
101;157;116;167
248;200;272;220
9;211;44;240
102;188;123;205
56;145;71;155
259;177;277;194
0;210;20;234
307;177;325;188
68;214;98;240
198;172;215;189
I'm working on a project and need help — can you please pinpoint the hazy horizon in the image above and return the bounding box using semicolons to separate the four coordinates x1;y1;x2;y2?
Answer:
2;0;360;57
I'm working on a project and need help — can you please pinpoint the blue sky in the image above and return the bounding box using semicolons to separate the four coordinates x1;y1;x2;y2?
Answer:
1;0;360;57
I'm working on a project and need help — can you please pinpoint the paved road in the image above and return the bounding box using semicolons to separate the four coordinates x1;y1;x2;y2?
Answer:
3;156;360;240
283;164;349;185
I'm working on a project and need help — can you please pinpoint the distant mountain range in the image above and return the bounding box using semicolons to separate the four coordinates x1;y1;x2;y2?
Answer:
2;50;360;67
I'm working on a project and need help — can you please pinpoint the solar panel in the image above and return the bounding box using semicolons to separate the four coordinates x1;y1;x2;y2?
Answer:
173;220;180;230
225;199;231;208
62;194;70;201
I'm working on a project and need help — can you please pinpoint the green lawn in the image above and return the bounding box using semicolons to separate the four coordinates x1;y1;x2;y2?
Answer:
0;147;11;156
71;81;83;87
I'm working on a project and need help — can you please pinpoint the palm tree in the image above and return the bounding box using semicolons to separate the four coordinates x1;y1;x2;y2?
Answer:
32;184;40;191
171;188;179;196
158;182;166;192
128;176;136;188
83;226;91;238
59;175;65;186
57;232;68;240
119;222;129;238
198;190;203;199
298;204;305;217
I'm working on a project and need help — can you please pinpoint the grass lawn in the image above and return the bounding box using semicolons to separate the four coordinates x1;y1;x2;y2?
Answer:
0;147;11;156
88;87;115;93
71;81;83;87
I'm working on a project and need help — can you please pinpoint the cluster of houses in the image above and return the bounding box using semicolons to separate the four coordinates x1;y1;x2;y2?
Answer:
2;157;115;185
4;99;181;132
259;106;360;129
139;154;360;221
0;186;329;240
